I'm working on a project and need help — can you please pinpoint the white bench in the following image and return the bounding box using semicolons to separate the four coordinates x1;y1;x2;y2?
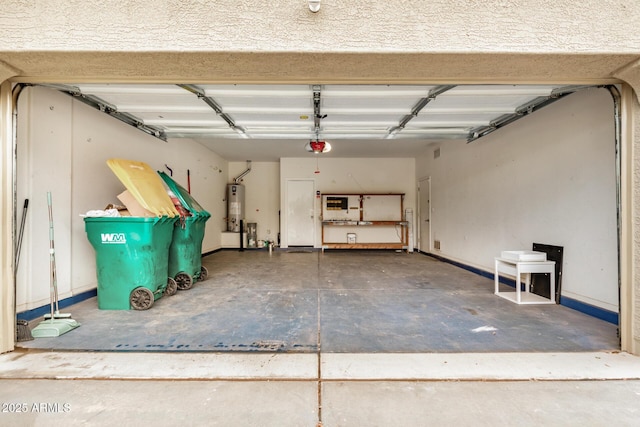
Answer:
494;257;556;304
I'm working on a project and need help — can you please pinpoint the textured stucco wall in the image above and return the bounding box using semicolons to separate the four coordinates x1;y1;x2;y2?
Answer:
0;81;13;353
1;0;639;53
0;1;639;83
633;94;640;352
0;60;17;83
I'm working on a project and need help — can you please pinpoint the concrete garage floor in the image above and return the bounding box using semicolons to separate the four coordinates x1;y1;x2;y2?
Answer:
2;351;640;426
18;250;618;353
7;251;640;426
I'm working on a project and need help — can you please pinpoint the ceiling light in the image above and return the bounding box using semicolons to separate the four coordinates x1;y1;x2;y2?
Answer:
305;140;331;154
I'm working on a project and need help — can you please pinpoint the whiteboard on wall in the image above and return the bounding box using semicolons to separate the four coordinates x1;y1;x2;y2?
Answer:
362;195;402;221
322;193;403;221
322;195;360;221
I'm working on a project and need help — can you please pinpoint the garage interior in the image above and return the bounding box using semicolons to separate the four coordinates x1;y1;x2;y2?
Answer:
13;83;620;353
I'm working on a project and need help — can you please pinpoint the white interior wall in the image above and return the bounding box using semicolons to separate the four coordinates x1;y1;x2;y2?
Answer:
416;88;618;311
15;87;73;312
227;161;280;244
280;157;416;248
15;86;228;311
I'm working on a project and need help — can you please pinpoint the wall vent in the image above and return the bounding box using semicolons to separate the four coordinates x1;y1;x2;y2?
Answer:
434;148;441;159
434;240;441;250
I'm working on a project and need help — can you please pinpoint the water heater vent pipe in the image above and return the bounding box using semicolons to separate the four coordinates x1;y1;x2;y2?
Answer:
233;160;252;184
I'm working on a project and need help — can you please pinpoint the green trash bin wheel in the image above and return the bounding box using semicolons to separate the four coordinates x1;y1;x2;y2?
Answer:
130;287;154;310
175;272;193;290
164;277;178;297
199;266;209;281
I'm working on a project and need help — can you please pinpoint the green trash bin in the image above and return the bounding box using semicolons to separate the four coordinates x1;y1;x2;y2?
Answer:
84;215;178;310
158;171;212;290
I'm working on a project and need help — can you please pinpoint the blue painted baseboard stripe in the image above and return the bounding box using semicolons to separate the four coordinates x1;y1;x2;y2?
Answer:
19;251;620;326
419;250;619;325
18;253;221;321
17;289;97;321
560;296;619;325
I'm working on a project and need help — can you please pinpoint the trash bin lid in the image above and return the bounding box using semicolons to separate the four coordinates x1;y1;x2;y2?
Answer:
107;158;179;217
158;171;211;219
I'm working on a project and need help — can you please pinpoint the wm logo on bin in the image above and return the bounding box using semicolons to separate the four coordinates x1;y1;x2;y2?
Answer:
101;233;127;244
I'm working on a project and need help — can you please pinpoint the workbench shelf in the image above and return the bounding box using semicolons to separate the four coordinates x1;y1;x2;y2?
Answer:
320;193;408;251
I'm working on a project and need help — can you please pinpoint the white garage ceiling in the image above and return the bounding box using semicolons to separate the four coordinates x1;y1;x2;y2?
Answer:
43;83;592;161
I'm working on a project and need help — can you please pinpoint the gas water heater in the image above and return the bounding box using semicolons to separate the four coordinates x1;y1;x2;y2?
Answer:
227;183;245;232
226;160;251;232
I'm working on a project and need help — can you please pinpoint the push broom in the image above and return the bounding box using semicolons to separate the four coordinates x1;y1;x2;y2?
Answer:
31;192;80;338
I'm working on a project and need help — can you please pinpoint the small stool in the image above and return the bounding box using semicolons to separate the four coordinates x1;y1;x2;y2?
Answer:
494;257;556;304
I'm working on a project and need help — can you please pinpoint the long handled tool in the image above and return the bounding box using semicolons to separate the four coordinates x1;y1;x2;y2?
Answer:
44;192;71;319
32;192;80;338
15;199;28;269
15;199;33;342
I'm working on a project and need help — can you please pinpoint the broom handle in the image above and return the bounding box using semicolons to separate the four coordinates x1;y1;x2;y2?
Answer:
47;192;59;315
15;199;28;269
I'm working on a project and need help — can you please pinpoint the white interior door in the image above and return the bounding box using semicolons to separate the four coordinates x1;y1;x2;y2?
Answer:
286;179;315;246
419;177;431;252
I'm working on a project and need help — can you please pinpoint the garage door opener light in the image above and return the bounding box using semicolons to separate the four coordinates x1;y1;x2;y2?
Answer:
305;139;331;154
